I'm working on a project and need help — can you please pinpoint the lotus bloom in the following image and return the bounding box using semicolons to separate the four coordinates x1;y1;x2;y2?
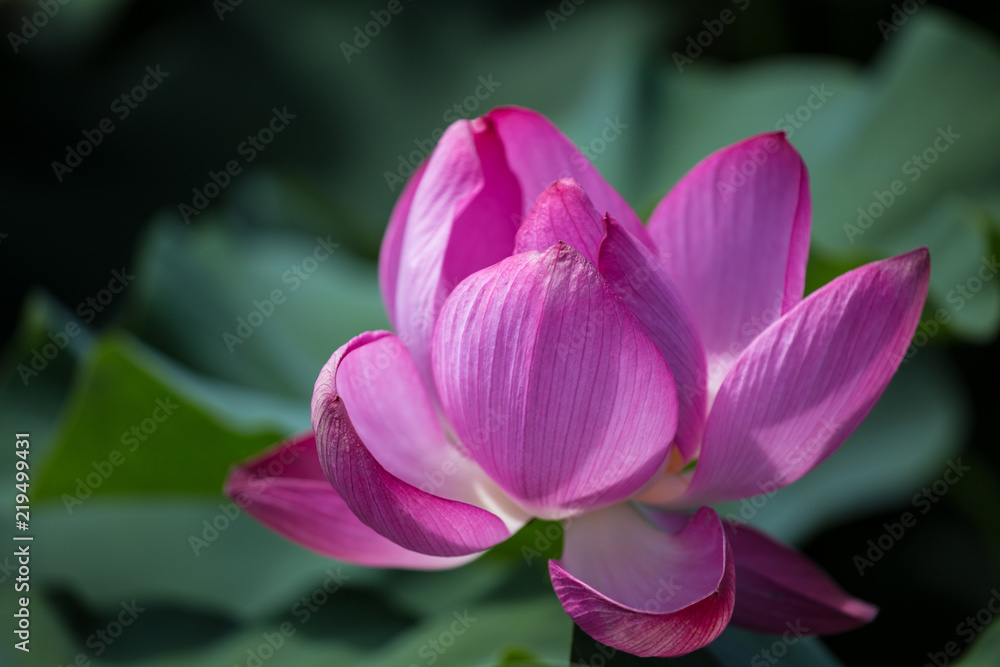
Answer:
226;107;929;657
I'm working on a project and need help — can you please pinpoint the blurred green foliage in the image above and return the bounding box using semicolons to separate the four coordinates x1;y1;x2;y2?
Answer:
2;1;1000;665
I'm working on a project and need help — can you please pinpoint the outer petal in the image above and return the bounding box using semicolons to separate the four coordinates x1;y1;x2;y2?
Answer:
224;432;476;570
312;331;516;557
379;160;427;327
675;248;931;506
723;520;878;634
433;245;677;519
513;178;605;265
393;118;522;386
488;106;654;249
647;132;811;395
550;505;734;658
336;332;520;519
599;217;708;461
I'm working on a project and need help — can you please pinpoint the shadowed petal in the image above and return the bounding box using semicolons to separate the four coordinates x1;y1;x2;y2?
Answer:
723;520;878;634
393;119;522;386
599;216;708;461
674;248;930;507
313;331;518;557
550;505;734;658
337;332;522;523
224;432;477;570
379;160;427;327
647;132;811;395
488;106;653;248
433;245;677;519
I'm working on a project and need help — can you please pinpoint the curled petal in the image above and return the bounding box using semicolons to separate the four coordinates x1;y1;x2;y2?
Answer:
550;505;734;658
433;245;677;519
676;248;931;506
723;520;878;634
647;132;811;395
312;332;518;557
393;119;522;385
224;432;476;570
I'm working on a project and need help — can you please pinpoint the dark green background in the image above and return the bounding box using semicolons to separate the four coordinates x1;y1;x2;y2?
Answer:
2;1;1000;665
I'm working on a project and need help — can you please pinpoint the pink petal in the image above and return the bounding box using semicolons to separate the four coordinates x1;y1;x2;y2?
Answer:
393;119;522;386
513;178;605;266
379;160;427;328
312;332;515;557
677;248;931;506
647;132;811;395
723;520;877;634
336;332;514;511
433;245;677;520
488;106;654;248
598;216;708;461
224;432;475;570
550;505;734;658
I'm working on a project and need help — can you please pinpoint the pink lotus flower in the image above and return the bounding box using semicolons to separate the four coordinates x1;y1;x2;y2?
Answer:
226;106;929;657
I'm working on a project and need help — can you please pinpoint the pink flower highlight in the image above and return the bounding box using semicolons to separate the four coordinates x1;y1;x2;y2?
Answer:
227;106;929;657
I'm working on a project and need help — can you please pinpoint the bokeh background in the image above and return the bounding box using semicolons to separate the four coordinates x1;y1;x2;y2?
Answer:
2;0;1000;665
